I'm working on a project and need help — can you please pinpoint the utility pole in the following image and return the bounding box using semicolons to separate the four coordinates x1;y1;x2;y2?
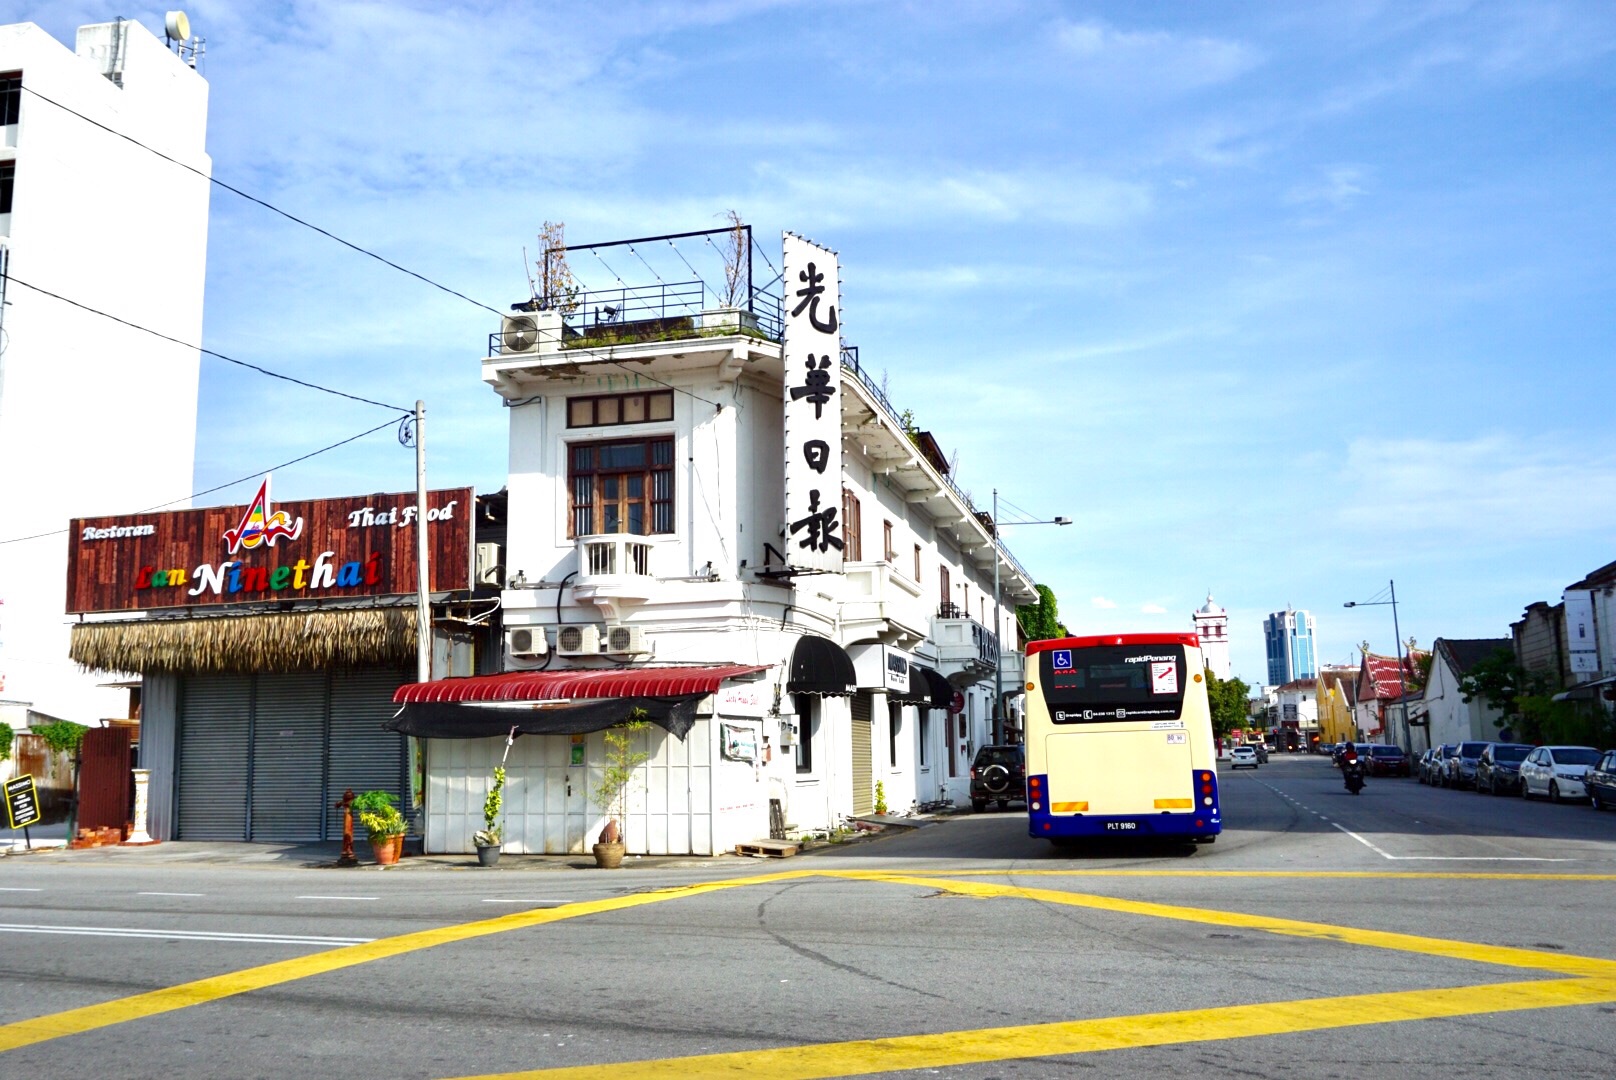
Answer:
414;400;430;684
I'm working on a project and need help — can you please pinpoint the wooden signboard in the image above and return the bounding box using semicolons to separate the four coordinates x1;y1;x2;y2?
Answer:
5;774;41;829
66;480;475;614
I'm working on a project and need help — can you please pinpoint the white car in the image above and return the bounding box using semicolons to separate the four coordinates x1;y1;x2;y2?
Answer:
1229;746;1259;770
1520;745;1602;802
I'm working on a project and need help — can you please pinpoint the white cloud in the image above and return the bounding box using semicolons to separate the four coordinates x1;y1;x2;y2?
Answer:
1052;19;1262;93
1091;596;1118;609
1286;166;1370;212
1141;603;1168;614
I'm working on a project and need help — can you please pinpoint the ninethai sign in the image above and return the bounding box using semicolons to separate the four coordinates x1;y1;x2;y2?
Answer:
782;232;844;574
66;479;475;613
5;774;40;829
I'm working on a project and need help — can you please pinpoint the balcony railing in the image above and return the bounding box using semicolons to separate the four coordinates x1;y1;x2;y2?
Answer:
580;534;653;578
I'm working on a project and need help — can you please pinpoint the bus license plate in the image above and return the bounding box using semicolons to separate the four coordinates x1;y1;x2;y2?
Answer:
1106;822;1137;831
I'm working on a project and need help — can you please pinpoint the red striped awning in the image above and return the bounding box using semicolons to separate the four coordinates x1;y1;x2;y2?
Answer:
393;664;770;705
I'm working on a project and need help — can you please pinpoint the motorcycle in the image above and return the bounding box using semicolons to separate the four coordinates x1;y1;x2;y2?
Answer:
1343;759;1366;795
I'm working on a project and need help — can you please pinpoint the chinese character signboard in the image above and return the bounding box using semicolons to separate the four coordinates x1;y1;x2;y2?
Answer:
782;232;844;574
66;478;475;614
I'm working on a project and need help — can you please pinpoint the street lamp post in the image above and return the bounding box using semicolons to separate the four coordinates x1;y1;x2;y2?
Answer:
1343;580;1412;751
990;488;1071;745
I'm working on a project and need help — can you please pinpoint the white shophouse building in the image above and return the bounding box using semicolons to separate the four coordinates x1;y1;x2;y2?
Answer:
0;16;208;727
398;230;1044;855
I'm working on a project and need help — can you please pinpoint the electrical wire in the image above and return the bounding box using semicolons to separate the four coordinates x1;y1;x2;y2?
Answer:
7;275;409;413
590;249;627;286
0;415;406;546
20;85;504;318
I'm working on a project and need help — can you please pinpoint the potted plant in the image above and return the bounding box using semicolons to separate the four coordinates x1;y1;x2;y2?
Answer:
350;790;406;865
473;765;506;867
591;710;651;868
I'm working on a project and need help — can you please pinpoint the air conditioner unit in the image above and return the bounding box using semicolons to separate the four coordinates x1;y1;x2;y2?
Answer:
475;542;503;587
506;626;547;660
603;624;649;655
499;312;542;355
555;624;601;656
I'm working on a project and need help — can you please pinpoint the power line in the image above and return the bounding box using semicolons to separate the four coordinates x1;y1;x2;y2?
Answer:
20;84;504;318
0;415;407;547
7;275;408;412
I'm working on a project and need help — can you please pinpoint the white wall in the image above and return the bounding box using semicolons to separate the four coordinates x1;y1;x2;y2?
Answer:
0;20;209;723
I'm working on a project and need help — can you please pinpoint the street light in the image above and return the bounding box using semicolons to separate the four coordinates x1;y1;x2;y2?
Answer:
990;488;1072;745
1343;579;1411;750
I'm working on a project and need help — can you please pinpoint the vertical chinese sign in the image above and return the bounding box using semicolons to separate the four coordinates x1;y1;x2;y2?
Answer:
782;232;844;574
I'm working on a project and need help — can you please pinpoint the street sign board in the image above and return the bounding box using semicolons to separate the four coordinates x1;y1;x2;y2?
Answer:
5;774;41;829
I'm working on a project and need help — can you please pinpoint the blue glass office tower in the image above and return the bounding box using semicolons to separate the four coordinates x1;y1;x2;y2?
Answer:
1264;608;1318;685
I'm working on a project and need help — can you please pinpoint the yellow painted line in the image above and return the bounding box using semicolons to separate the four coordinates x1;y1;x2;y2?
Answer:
872;874;1616;977
877;868;1616;881
0;870;816;1055
449;976;1616;1079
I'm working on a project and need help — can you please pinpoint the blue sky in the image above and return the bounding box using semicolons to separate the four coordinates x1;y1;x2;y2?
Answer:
18;1;1616;684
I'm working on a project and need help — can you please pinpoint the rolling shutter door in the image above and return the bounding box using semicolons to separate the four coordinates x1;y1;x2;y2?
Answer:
177;674;251;840
850;694;873;816
328;667;411;831
249;673;328;841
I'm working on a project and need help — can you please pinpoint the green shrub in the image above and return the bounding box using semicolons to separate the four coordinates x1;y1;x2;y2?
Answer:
33;720;89;757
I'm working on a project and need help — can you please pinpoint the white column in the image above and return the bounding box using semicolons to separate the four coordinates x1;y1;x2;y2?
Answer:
126;768;154;844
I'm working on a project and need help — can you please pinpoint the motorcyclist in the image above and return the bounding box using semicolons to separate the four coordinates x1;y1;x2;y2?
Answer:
1341;746;1366;793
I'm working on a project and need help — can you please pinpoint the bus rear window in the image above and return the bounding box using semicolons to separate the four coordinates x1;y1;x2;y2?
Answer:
1038;645;1187;724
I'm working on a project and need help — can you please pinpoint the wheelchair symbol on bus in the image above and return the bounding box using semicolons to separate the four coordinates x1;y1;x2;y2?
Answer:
1052;649;1073;670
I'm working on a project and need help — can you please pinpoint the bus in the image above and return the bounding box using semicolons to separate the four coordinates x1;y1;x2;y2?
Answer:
1024;632;1220;844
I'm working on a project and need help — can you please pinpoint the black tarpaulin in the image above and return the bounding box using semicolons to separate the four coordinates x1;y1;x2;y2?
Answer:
385;695;702;740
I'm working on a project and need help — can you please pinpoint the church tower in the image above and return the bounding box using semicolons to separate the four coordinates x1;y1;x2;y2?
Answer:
1193;593;1232;680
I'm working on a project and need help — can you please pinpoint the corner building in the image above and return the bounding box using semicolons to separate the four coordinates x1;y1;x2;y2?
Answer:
401;229;1047;854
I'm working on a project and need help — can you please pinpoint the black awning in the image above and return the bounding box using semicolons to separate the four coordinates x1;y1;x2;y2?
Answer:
385;695;703;740
787;635;856;697
912;664;953;709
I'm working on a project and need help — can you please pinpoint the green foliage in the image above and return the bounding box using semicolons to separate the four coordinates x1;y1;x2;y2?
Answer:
1202;667;1251;740
350;790;405;841
1515;694;1613;747
0;721;12;762
475;765;506;846
874;780;888;816
1458;647;1529;713
33;720;89;756
592;709;652;844
1016;585;1064;644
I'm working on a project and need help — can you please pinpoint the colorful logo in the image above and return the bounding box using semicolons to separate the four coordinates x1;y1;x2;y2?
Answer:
222;476;303;554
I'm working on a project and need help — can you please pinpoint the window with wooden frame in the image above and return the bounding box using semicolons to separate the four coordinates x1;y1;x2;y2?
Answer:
883;520;894;562
567;390;674;428
568;436;674;537
939;565;951;613
841;489;862;561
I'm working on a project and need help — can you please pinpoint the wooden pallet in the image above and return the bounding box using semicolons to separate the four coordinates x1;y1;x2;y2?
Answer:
735;839;799;858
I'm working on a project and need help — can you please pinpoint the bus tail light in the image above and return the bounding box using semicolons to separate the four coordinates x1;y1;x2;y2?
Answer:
1028;774;1044;812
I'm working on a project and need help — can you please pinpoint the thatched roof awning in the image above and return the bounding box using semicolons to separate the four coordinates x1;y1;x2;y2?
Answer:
69;608;418;675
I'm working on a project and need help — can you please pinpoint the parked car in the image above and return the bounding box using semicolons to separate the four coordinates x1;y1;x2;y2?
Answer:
969;744;1026;812
1365;744;1410;777
1587;750;1616;811
1424;744;1456;785
1520;745;1602;802
1229;746;1260;769
1445;741;1491;789
1474;743;1534;796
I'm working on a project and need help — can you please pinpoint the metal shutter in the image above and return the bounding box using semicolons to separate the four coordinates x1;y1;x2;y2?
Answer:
328;667;411;835
177;674;251;840
249;673;329;840
850;694;873;816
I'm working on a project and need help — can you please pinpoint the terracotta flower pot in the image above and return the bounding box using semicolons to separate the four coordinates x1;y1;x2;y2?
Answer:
393;834;406;861
592;841;626;869
372;838;399;865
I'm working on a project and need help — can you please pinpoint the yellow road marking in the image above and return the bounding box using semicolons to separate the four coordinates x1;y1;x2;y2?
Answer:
871;874;1616;977
0;870;815;1054
450;977;1616;1079
894;869;1616;881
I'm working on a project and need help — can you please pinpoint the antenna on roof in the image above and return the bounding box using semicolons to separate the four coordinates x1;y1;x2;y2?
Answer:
164;11;205;69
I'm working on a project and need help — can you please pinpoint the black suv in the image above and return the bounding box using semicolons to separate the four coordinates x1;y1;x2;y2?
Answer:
970;745;1026;812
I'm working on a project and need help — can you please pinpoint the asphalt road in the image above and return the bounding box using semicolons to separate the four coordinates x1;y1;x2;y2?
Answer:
2;753;1614;1079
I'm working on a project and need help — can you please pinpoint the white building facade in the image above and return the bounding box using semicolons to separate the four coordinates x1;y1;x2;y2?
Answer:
0;17;209;726
1192;593;1230;680
401;230;1043;855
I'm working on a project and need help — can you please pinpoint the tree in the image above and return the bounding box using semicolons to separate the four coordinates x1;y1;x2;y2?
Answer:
1203;668;1251;740
1457;647;1527;715
1016;585;1063;643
